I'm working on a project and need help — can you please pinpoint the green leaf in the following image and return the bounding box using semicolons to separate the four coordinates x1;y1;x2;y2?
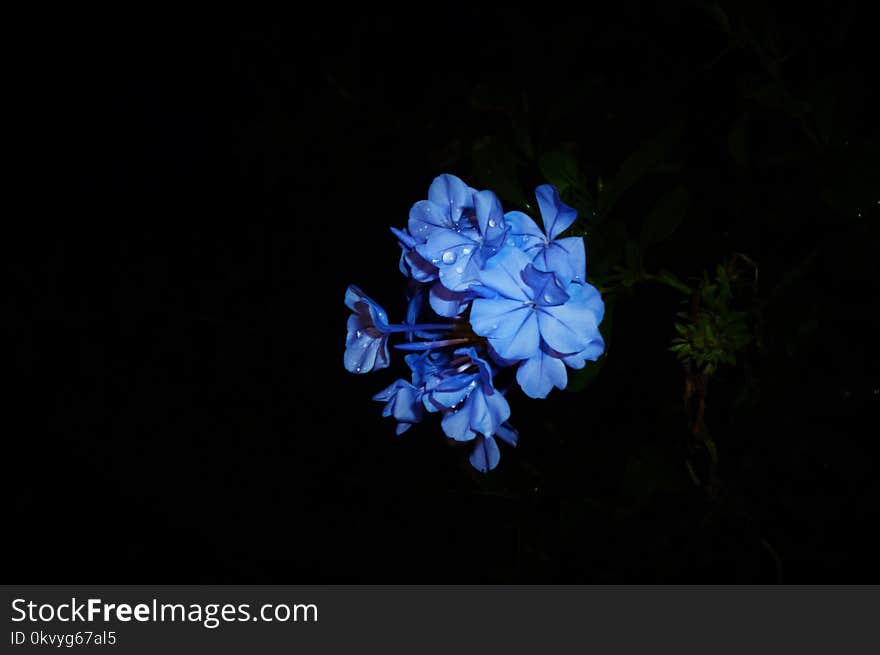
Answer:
654;269;693;295
640;186;690;248
471;137;531;211
599;122;683;214
622;240;642;285
539;148;581;194
564;358;603;393
704;436;719;465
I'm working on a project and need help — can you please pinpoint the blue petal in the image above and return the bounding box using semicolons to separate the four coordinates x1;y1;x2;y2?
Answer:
504;210;545;251
408;200;452;241
344;285;389;331
440;384;510;443
440;405;477;441
429;281;469;317
533;237;586;283
344;314;390;373
470;297;535;348
516;346;568;398
406;350;450;388
469;385;511;437
474;189;506;245
390;226;418;250
495;421;518;447
453;347;495;389
415;228;482;291
521;264;570;306
536;281;603;355
373;379;424;427
562;337;605;369
475;246;533;301
578;280;606;325
403;250;438;283
405;288;424;327
427;174;476;224
485;306;541;361
469;435;501;473
535;184;578;239
424;373;478;412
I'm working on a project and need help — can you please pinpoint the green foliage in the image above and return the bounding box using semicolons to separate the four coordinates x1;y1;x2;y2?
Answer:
598;122;683;215
640;186;690;249
471;137;531;211
670;264;752;375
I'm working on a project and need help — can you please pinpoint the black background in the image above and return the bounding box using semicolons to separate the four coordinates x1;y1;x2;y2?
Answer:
12;5;879;582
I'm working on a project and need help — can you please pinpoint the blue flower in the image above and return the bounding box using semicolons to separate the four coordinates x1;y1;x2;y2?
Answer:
344;285;391;374
373;379;424;435
421;347;511;443
408;174;478;242
393;174;487;316
415;189;508;292
470;247;604;398
345;175;605;472
470;422;518;473
505;184;586;283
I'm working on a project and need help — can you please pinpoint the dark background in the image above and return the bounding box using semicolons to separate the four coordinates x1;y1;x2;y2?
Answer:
13;4;878;582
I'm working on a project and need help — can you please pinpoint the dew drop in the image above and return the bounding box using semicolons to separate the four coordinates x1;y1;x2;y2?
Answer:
455;266;463;274
462;247;471;255
543;293;554;304
355;366;362;373
441;251;457;265
488;218;497;228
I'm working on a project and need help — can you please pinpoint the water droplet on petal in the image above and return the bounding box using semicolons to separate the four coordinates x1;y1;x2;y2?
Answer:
355;366;362;373
543;293;554;304
462;247;471;255
488;218;497;228
441;251;457;265
455;266;463;274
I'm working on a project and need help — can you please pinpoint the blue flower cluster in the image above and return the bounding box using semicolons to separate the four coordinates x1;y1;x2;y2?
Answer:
344;174;605;472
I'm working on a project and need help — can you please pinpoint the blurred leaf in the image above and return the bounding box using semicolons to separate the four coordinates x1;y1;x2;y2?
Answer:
586;218;628;282
640;186;690;248
704;436;719;465
539;148;581;194
512;117;535;159
565;358;603;393
622;240;642;286
699;2;731;33
599;122;683;214
654;269;693;295
728;114;749;167
472;137;531;211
